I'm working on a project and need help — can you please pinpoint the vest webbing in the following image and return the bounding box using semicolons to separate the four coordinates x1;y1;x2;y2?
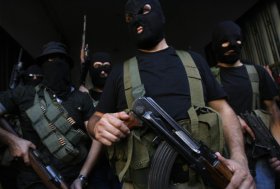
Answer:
245;65;260;109
212;64;260;109
120;50;222;183
124;51;205;107
124;57;145;110
123;51;204;135
26;86;87;163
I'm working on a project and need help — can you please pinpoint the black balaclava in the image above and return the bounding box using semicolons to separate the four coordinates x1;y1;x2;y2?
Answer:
212;21;243;64
22;64;43;86
88;52;112;89
125;0;165;50
41;57;71;99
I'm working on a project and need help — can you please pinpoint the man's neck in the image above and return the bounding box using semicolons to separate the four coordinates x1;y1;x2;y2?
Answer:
138;38;169;53
93;87;103;93
217;60;242;68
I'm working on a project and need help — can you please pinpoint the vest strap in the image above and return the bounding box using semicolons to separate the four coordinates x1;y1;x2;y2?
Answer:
124;57;146;109
245;64;260;109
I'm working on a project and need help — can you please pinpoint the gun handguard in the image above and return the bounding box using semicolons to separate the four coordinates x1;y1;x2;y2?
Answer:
131;97;232;189
240;112;280;159
0;117;68;189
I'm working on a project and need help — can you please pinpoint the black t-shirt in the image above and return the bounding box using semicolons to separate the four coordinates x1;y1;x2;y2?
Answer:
0;84;95;150
89;89;102;102
96;47;226;121
219;64;278;114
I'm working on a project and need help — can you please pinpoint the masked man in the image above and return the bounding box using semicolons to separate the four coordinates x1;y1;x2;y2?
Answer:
21;64;43;86
74;52;121;189
0;41;96;189
88;1;255;189
210;20;280;189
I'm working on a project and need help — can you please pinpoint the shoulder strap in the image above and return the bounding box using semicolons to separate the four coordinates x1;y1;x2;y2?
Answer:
175;50;203;137
211;66;221;85
176;50;205;107
123;51;205;108
210;64;260;109
123;57;146;109
244;64;260;109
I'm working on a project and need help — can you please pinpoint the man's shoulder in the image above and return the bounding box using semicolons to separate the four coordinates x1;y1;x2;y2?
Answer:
244;63;267;78
13;84;36;98
70;88;91;99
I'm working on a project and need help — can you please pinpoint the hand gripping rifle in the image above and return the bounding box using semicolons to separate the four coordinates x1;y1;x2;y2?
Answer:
240;111;280;159
9;48;23;89
131;97;232;189
0;117;68;189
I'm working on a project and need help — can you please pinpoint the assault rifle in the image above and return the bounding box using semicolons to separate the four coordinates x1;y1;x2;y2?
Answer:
80;14;89;85
9;48;23;89
240;112;280;159
0;117;68;189
81;14;89;61
131;97;232;189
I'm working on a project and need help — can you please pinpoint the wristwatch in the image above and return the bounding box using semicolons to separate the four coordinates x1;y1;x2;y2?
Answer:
78;174;88;187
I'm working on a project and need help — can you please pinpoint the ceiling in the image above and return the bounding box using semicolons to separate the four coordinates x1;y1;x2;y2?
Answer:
0;0;259;82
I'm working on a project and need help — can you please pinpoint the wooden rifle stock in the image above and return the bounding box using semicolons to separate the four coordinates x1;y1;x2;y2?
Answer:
0;117;68;189
202;157;232;188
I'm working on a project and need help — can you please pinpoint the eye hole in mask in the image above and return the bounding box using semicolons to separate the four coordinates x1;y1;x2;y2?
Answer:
45;55;66;63
140;4;151;15
27;74;44;79
125;4;152;23
221;41;230;48
92;62;111;69
221;39;242;48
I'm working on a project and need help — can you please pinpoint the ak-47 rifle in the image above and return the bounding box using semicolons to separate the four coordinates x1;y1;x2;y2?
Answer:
9;48;23;89
80;15;89;86
131;97;233;189
240;111;280;159
0;117;68;189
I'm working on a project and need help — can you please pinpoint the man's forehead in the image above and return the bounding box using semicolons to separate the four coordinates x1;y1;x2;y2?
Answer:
213;22;242;41
125;0;159;13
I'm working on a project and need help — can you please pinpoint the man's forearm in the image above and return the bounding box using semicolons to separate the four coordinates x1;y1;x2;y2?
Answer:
209;100;247;165
0;127;18;146
223;110;247;164
79;139;103;176
87;112;103;139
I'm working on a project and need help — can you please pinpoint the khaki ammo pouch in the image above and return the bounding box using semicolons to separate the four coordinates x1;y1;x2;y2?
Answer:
109;50;224;188
26;86;87;163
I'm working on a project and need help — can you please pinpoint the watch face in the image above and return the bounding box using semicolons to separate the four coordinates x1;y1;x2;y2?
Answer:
78;175;88;186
